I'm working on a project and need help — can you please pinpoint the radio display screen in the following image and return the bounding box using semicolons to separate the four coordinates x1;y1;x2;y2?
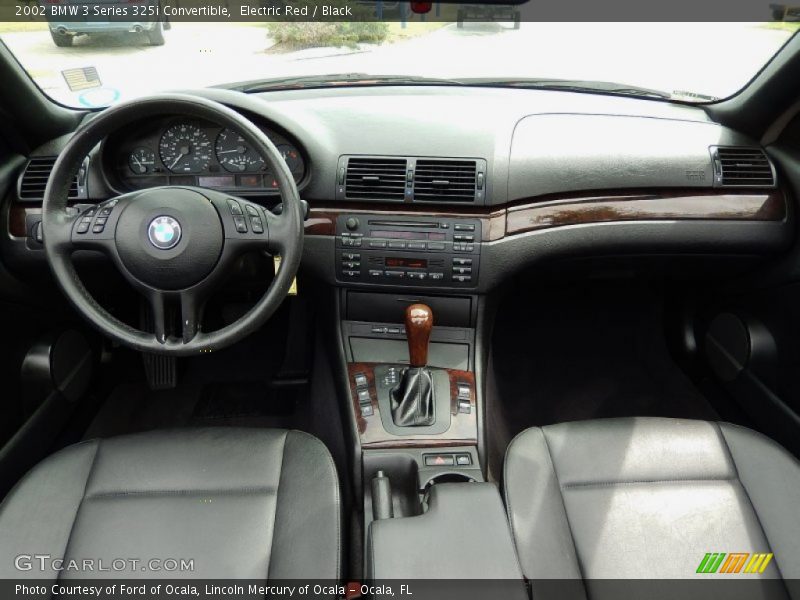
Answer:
371;230;446;241
385;257;428;269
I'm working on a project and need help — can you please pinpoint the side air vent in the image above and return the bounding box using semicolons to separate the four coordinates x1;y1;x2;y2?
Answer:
344;157;407;200
413;159;478;202
712;147;776;188
19;156;80;200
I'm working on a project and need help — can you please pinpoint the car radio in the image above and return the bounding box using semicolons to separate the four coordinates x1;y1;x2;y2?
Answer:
335;214;481;287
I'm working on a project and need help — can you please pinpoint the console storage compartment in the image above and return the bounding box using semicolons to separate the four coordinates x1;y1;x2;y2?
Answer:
366;482;526;593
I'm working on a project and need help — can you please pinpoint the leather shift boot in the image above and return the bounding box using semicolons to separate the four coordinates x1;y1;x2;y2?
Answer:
390;367;435;427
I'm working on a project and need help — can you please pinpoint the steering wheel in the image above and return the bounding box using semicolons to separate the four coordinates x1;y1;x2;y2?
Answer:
42;94;304;356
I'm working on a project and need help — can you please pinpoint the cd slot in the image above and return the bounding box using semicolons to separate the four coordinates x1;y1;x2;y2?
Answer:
368;220;438;228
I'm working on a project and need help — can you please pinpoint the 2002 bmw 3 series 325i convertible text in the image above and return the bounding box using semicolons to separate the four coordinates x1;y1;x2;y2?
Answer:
0;4;798;599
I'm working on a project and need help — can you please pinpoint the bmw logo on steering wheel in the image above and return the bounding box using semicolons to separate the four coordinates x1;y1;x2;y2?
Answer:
148;215;182;250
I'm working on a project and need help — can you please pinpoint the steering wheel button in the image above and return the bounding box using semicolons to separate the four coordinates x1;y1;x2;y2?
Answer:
94;217;107;226
227;199;243;215
99;207;113;217
245;205;259;217
76;220;90;234
92;224;105;234
233;215;248;233
251;217;264;233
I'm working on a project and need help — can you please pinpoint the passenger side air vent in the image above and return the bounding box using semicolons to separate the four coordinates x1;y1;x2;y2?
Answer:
413;159;478;202
712;147;776;188
344;157;408;200
19;156;80;200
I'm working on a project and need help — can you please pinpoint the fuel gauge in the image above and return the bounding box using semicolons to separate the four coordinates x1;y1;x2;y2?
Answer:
129;148;156;175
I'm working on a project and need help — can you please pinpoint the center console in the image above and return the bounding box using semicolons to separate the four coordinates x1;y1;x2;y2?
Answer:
331;219;494;583
335;214;481;287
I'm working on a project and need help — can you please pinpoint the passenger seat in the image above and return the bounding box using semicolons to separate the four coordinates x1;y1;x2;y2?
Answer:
503;417;800;583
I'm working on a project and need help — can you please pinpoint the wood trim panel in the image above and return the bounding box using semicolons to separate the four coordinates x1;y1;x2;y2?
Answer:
506;189;786;236
306;189;785;243
8;205;39;238
10;189;785;241
347;362;477;449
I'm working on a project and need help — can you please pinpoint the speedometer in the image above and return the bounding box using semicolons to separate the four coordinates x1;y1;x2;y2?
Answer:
158;124;212;173
215;128;266;173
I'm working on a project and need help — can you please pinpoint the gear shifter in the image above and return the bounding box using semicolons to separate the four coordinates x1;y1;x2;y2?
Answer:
390;304;436;427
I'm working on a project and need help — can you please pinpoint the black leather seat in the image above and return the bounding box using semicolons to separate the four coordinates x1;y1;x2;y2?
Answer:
504;418;800;583
0;428;341;579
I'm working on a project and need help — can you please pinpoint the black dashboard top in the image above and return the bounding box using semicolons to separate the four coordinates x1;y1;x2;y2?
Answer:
18;85;765;207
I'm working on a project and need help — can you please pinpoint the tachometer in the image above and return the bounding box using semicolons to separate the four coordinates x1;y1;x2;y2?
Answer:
158;124;212;174
215;128;266;173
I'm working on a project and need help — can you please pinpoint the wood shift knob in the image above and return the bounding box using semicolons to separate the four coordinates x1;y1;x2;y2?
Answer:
405;303;433;368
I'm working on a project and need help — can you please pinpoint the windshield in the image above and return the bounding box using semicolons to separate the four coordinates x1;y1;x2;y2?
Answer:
0;19;797;108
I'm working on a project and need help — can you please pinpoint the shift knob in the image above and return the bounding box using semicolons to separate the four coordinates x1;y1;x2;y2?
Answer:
405;304;433;368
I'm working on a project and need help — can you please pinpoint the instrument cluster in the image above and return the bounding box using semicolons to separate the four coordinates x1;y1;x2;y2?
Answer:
105;117;306;195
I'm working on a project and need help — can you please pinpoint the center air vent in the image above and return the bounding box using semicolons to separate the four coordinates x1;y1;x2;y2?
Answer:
712;147;776;188
344;157;407;200
19;156;81;200
413;159;478;202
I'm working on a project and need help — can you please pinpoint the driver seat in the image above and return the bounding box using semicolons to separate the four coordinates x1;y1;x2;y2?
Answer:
0;428;341;579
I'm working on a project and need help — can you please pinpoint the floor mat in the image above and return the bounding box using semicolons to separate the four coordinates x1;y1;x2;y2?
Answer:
192;382;298;422
491;281;719;434
83;380;304;439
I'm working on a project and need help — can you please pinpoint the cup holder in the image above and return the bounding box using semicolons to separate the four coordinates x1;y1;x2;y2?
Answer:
420;472;476;508
426;472;477;487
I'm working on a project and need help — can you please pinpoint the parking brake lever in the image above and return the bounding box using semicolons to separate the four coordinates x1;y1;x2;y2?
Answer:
371;470;394;520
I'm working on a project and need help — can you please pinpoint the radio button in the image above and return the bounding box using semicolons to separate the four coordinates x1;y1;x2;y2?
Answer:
428;272;444;280
368;270;384;277
407;242;426;250
453;258;473;266
342;253;361;260
454;224;475;232
428;242;446;251
453;275;472;283
342;261;361;269
452;267;472;275
369;240;387;248
387;241;406;249
407;272;427;280
385;270;405;278
343;270;360;278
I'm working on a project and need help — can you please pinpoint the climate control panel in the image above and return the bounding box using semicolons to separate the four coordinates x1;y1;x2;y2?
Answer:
335;214;481;288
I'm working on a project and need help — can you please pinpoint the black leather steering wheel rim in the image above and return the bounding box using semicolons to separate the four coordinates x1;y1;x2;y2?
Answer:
42;94;304;356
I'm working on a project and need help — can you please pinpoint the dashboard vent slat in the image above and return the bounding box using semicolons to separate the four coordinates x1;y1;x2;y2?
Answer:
19;156;79;200
413;159;477;202
345;157;407;200
713;147;775;188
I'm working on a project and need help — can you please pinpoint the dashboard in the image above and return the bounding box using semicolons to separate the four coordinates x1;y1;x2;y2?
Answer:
101;115;306;195
5;86;790;295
